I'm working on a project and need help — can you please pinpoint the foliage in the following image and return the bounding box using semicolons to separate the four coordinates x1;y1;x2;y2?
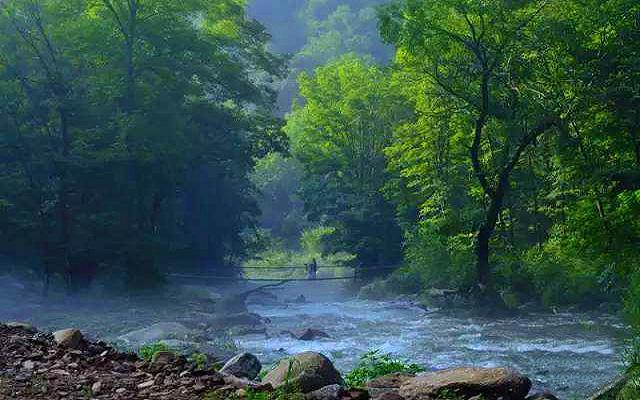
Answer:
138;342;170;362
0;0;286;290
285;55;407;267
243;226;354;279
344;350;424;388
617;338;640;400
188;352;208;371
252;153;309;248
248;0;392;111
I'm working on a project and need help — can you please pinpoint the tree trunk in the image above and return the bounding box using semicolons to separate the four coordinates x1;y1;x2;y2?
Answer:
475;176;507;294
473;119;556;298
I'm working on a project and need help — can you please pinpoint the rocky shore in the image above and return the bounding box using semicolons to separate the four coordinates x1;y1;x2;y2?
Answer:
0;322;570;400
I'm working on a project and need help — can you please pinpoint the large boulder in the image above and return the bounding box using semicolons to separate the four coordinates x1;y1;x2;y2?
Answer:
151;350;177;366
53;328;83;349
117;322;192;345
399;367;531;400
262;352;344;393
304;384;345;400
220;352;262;380
6;322;35;331
366;373;415;399
192;312;265;330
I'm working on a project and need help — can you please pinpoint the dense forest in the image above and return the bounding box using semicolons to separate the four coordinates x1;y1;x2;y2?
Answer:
1;0;640;398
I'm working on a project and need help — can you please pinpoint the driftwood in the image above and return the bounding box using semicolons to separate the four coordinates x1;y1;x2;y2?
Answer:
216;281;288;314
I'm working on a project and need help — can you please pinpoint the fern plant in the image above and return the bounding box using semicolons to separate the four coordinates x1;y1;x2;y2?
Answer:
618;339;640;400
138;342;171;361
345;350;424;388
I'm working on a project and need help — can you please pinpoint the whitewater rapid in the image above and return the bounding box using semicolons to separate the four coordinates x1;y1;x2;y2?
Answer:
236;284;626;398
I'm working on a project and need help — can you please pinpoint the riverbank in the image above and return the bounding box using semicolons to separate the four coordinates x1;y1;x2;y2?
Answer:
0;275;628;398
0;322;568;399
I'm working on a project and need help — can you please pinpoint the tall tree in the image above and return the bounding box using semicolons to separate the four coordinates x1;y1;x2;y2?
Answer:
379;0;566;298
285;55;408;266
0;0;285;291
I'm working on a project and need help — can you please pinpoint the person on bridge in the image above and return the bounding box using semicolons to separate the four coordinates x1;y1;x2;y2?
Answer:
307;258;318;280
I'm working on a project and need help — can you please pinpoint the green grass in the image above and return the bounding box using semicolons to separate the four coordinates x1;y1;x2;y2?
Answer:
344;349;424;388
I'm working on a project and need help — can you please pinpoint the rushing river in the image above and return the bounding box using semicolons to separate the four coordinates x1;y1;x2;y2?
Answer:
237;281;627;399
0;276;628;399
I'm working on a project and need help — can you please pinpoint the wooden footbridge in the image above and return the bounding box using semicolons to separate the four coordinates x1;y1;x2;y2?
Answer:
167;264;399;283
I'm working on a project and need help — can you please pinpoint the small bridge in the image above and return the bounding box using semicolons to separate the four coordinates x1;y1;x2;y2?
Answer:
167;264;400;283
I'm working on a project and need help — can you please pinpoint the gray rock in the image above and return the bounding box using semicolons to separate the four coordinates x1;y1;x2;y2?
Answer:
53;328;83;349
6;322;35;331
151;350;176;366
366;373;415;399
526;394;559;400
304;384;345;400
399;367;531;400
294;328;330;341
375;393;404;400
118;322;192;345
91;381;102;395
262;351;344;393
220;352;262;380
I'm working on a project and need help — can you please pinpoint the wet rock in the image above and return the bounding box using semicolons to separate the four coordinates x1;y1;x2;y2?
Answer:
526;391;559;400
367;373;415;389
231;326;267;335
137;379;154;389
399;367;531;400
346;388;371;400
294;328;330;341
222;374;272;391
262;351;344;393
366;373;415;399
91;381;102;395
6;322;35;331
304;384;345;400
151;350;176;366
247;290;280;306
52;328;83;349
286;294;307;304
220;352;262;380
117;322;192;345
211;312;265;327
374;393;404;400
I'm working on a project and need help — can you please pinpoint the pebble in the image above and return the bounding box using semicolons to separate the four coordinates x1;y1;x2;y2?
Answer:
137;380;154;389
91;381;102;394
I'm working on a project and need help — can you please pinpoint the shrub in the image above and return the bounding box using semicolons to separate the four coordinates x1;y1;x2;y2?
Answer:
138;342;170;361
345;350;424;388
188;352;208;371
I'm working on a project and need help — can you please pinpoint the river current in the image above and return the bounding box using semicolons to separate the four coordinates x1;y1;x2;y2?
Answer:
0;276;627;398
237;281;626;399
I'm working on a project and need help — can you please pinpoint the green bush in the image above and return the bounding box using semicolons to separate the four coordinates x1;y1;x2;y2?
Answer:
344;350;424;388
188;352;208;371
138;342;171;361
403;225;475;290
